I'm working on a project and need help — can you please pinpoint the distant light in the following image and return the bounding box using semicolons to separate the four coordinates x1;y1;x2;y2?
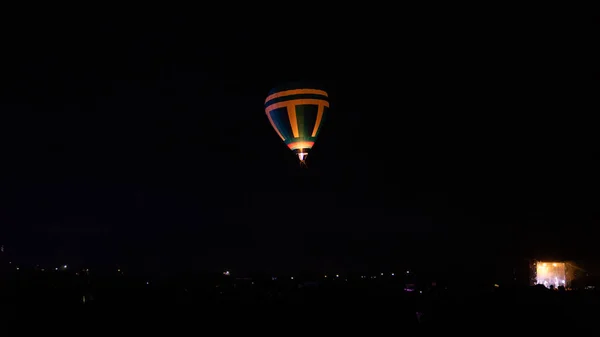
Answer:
146;281;150;285
41;269;45;272
553;263;557;267
336;274;339;278
63;265;67;269
55;268;58;271
223;270;230;276
324;275;327;278
291;277;294;280
16;267;19;271
419;291;423;294
381;273;384;276
391;273;395;276
8;261;11;264
117;269;121;272
406;270;410;274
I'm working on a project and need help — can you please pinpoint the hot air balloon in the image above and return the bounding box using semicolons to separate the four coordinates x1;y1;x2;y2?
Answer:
264;83;329;165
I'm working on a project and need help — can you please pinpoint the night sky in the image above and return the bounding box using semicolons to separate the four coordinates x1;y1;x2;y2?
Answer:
0;13;597;273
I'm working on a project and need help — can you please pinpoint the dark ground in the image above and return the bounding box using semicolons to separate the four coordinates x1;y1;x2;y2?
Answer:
1;269;598;335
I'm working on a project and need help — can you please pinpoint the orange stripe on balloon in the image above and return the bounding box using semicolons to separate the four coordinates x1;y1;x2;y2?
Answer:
266;111;285;141
265;99;329;114
265;89;328;104
311;104;324;137
287;141;314;150
287;105;299;138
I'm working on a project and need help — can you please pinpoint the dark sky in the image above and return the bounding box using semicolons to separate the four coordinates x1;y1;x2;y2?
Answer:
0;13;597;273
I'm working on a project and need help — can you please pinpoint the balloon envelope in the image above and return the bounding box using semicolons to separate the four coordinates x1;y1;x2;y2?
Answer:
264;83;329;163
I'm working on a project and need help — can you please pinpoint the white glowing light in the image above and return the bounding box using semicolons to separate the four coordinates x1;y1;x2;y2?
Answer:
536;262;566;288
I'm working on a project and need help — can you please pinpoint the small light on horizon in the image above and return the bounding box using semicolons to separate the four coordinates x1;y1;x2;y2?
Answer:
391;273;395;276
336;274;339;278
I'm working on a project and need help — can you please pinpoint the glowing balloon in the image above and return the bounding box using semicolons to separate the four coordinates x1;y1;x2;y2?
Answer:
264;83;329;165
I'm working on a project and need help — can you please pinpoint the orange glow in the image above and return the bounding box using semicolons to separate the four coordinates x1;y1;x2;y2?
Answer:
265;99;329;114
287;141;314;150
287;105;299;137
536;261;566;288
265;89;328;103
311;104;325;137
